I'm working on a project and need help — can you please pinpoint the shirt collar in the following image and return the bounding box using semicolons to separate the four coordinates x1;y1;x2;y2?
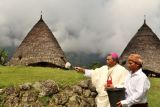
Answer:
130;68;142;77
108;64;118;70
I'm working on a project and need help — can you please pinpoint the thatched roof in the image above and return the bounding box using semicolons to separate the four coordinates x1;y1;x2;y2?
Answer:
120;20;160;73
9;16;67;68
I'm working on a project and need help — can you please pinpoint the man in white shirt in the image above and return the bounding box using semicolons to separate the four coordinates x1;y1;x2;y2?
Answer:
117;54;150;107
75;52;128;107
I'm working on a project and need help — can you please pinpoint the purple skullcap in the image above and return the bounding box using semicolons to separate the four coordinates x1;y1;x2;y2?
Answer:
110;52;119;59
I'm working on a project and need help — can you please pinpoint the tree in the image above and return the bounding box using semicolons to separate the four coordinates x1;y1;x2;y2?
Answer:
0;48;8;65
89;62;101;69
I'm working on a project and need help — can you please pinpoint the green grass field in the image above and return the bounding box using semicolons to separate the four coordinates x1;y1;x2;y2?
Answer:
0;66;86;88
0;66;159;107
148;78;160;107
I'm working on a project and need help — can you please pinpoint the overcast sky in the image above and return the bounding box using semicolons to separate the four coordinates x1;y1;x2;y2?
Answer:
0;0;160;56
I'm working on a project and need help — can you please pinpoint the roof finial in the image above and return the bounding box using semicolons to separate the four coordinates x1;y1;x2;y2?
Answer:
40;11;43;20
144;15;146;24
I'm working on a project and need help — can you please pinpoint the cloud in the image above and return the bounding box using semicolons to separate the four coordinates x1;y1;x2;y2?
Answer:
0;0;160;56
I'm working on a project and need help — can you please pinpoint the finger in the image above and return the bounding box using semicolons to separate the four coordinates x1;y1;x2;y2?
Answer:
116;101;120;105
116;102;121;107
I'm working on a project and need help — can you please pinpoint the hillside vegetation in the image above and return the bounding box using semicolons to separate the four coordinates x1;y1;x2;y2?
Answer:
0;66;86;88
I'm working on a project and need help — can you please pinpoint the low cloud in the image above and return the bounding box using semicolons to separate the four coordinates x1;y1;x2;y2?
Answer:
0;0;160;56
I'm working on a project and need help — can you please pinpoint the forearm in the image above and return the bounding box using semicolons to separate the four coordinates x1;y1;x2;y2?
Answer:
121;92;145;107
84;69;92;77
74;67;92;77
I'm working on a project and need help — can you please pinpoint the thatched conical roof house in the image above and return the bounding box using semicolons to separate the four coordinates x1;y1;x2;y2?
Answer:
120;20;160;76
9;16;67;68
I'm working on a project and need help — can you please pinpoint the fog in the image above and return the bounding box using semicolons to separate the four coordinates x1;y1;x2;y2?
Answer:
0;0;160;56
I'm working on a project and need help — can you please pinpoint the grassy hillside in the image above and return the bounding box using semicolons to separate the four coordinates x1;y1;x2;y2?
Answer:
0;66;159;106
0;66;86;88
148;78;160;107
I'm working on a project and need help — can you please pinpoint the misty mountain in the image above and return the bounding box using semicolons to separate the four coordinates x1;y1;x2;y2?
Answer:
2;46;105;68
65;52;105;68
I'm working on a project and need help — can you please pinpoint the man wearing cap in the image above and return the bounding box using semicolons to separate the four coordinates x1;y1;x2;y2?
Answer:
75;52;128;107
117;54;150;107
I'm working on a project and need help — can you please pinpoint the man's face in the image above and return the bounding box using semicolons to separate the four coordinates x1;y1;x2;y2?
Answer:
127;60;139;72
106;56;116;67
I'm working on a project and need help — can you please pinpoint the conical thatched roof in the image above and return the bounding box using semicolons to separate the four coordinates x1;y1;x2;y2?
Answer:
120;20;160;73
9;16;67;68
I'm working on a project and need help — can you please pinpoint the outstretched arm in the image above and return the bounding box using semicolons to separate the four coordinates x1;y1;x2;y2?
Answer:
74;67;93;77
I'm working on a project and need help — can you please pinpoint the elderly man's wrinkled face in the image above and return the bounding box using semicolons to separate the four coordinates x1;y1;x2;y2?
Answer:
106;56;117;67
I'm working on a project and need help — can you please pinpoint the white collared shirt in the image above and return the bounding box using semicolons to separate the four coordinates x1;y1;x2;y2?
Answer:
121;68;150;107
84;64;128;97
